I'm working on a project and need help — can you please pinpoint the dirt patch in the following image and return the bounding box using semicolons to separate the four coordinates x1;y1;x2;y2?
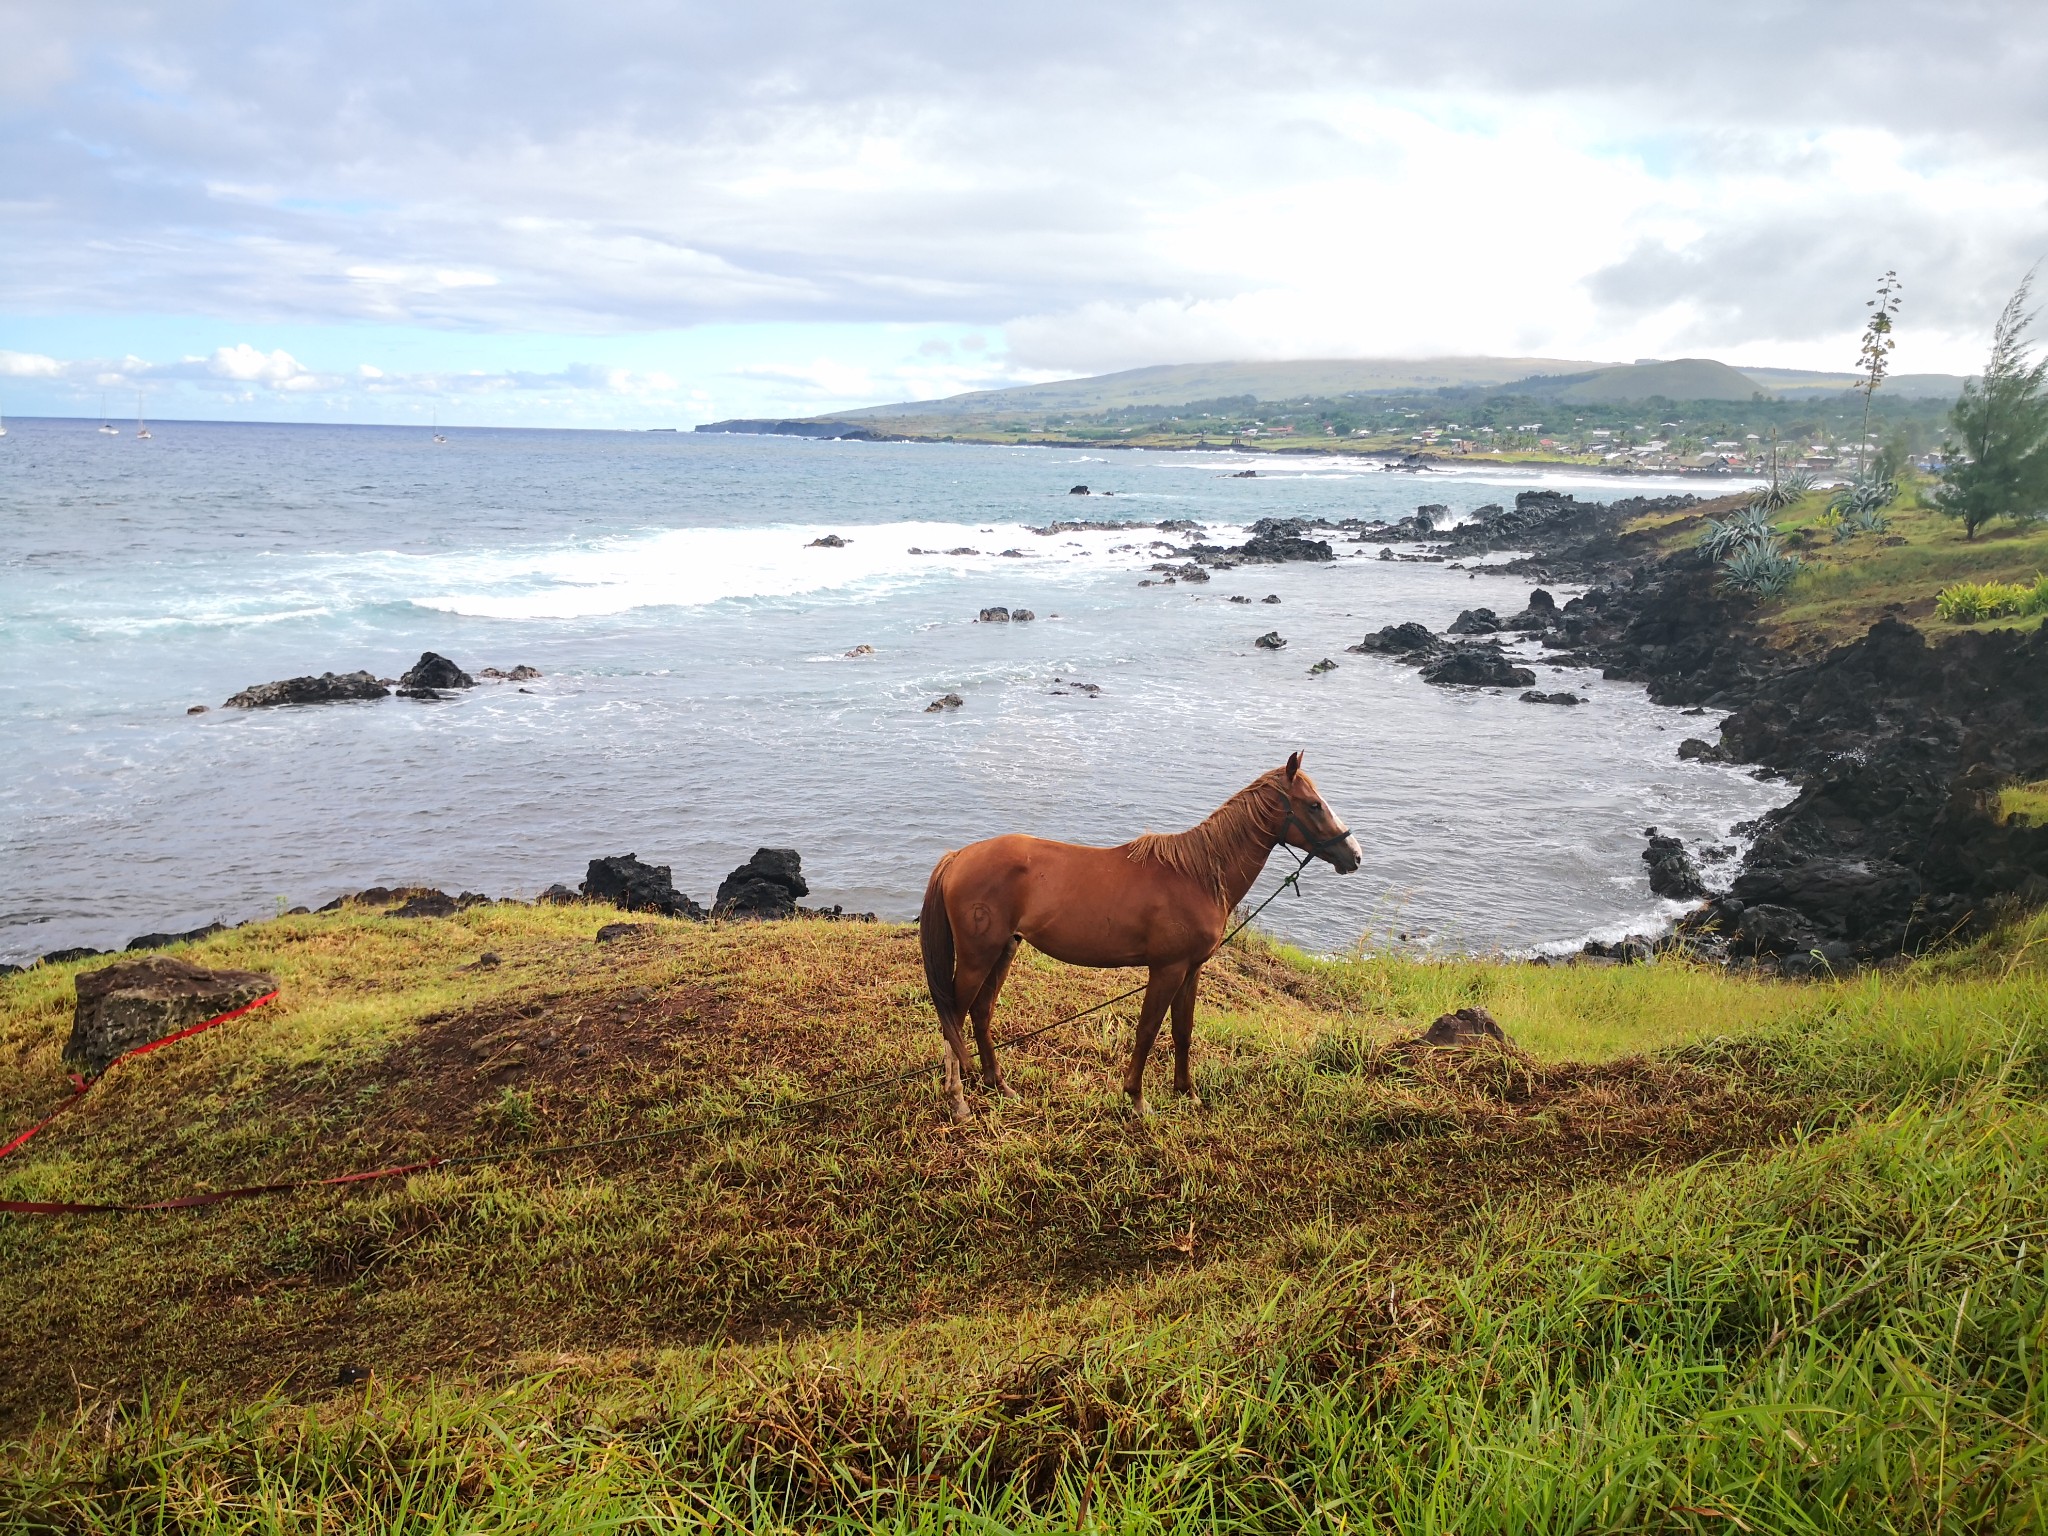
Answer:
261;981;742;1155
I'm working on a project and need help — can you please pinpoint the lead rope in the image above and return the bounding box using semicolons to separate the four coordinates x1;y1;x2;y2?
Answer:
2;849;1320;1214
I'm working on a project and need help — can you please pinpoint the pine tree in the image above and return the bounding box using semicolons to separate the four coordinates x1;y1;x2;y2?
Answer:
1938;272;2048;539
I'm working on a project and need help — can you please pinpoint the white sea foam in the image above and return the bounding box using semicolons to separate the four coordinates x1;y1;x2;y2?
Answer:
404;519;1214;620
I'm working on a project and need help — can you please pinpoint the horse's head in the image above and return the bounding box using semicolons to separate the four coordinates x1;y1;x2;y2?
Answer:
1276;751;1362;874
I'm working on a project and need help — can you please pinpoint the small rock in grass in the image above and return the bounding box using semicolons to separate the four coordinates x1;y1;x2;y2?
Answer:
1414;1006;1509;1048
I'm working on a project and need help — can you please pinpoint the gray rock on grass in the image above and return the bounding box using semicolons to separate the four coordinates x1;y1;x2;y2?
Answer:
67;955;278;1074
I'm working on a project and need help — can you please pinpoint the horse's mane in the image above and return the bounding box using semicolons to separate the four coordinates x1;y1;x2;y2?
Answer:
1126;771;1282;889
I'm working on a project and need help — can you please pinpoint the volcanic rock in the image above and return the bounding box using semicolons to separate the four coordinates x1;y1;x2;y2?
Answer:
398;652;475;690
224;670;389;709
1413;1006;1509;1048
807;534;850;547
580;855;705;920
1348;622;1444;658
1521;690;1582;706
1254;631;1287;650
67;955;278;1074
715;848;809;920
1448;607;1501;635
1419;643;1536;689
978;607;1010;622
1642;829;1706;901
125;922;229;952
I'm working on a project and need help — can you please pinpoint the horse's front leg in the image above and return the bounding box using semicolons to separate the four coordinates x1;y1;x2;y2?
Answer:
1171;962;1204;1105
1124;962;1189;1117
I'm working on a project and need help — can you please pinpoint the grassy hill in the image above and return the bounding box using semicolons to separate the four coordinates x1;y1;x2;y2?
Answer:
1620;476;2048;650
1504;357;1768;404
831;357;1611;418
5;900;2048;1530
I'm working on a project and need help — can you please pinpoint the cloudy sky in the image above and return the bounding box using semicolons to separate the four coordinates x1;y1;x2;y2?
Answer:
2;0;2044;427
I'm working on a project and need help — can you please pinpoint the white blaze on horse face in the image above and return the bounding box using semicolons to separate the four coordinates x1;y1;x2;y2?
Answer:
1336;832;1363;873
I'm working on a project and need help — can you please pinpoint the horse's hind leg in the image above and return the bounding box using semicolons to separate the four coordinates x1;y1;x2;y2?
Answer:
937;1010;975;1123
941;916;1007;1120
969;936;1021;1098
1171;962;1204;1105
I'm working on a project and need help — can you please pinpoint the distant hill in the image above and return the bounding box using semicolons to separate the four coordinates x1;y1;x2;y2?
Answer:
1500;358;1767;404
833;356;1610;418
700;355;1975;436
1737;367;1969;400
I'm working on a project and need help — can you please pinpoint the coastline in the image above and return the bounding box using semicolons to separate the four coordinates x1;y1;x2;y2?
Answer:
691;419;1759;479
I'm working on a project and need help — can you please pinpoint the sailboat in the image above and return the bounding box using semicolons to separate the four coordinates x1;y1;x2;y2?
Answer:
432;408;446;446
98;393;119;434
136;392;151;440
0;407;7;438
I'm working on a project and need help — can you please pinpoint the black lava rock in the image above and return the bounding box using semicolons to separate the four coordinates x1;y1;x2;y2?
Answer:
715;848;809;920
1643;828;1706;901
580;854;706;919
1348;622;1444;658
224;670;389;709
1419;643;1536;689
398;652;475;690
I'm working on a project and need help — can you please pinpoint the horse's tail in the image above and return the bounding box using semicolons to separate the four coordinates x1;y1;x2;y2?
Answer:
920;851;959;1021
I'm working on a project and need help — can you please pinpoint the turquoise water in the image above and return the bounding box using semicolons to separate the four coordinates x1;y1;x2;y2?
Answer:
0;419;1784;962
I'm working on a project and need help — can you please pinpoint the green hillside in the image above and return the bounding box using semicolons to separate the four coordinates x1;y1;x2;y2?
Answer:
5;905;2048;1530
833;355;1609;418
1506;357;1767;403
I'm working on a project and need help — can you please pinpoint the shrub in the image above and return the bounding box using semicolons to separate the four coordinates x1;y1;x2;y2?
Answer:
1826;474;1897;540
1934;580;2033;623
1699;506;1779;560
1719;541;1803;598
1749;469;1814;511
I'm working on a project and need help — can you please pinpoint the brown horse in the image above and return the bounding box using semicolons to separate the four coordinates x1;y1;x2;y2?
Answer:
920;752;1360;1120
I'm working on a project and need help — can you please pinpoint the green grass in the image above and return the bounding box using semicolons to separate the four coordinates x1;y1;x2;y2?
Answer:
4;903;2048;1531
1756;486;2048;647
1998;779;2048;828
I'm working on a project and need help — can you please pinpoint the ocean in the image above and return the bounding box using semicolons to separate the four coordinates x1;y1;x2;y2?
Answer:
0;419;1788;963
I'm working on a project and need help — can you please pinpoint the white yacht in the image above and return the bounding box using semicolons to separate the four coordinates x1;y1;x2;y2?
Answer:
136;393;151;440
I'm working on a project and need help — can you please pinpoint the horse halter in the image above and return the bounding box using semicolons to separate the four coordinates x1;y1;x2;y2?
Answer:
1276;788;1355;860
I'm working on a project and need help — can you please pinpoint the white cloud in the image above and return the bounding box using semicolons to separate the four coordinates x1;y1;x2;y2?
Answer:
207;343;316;384
1;1;2044;397
0;350;64;378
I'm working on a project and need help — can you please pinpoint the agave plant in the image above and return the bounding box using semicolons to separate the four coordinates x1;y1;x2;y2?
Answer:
1829;474;1898;518
1750;469;1815;511
1698;505;1780;560
1719;540;1803;598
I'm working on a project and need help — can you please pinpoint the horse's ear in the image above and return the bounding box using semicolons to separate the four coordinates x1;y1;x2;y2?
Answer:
1285;750;1303;779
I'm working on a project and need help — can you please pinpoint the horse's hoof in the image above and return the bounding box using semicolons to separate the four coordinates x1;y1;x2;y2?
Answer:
1183;1092;1204;1109
948;1099;973;1124
997;1082;1023;1102
1129;1097;1155;1119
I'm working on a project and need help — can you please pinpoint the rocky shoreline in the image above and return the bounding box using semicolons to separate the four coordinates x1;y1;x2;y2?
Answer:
1349;490;2048;971
3;849;875;974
